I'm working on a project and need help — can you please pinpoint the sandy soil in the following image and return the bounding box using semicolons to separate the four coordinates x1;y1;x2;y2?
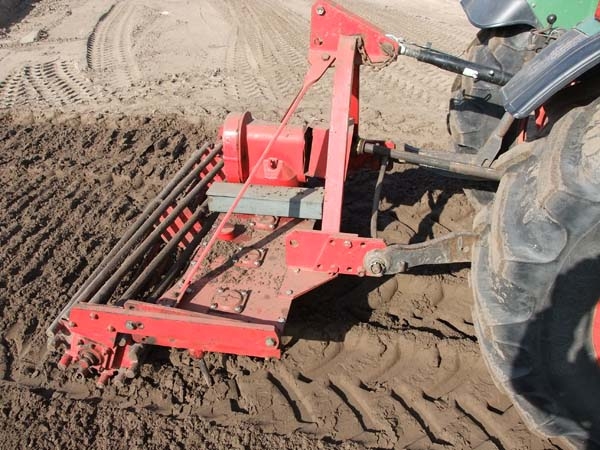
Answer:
0;1;568;449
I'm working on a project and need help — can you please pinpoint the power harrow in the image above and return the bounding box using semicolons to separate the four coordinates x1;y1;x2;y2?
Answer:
46;1;525;386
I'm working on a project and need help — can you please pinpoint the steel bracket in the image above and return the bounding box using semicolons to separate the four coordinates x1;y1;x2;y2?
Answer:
364;232;477;275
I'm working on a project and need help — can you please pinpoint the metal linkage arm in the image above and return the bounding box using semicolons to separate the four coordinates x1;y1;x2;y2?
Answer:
364;232;477;275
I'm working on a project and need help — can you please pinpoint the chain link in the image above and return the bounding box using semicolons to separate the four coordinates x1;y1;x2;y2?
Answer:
356;37;398;70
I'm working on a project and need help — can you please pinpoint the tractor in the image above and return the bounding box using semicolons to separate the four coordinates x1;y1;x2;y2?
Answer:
46;0;600;447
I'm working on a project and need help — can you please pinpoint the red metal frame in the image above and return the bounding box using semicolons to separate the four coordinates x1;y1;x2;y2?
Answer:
286;230;386;276
322;35;359;232
592;300;600;364
56;0;399;384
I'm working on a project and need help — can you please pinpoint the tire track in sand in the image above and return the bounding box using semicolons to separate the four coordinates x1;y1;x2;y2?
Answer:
208;0;309;109
0;60;98;109
86;1;141;89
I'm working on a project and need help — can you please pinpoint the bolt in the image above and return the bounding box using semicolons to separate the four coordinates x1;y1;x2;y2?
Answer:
190;260;196;266
253;260;261;267
210;302;218;309
343;240;352;248
265;337;277;347
89;313;98;320
277;317;285;323
269;224;275;229
321;53;331;61
217;287;224;294
294;268;301;274
125;320;137;330
234;305;242;313
107;325;116;332
68;321;77;328
316;6;326;15
285;289;294;295
369;261;385;275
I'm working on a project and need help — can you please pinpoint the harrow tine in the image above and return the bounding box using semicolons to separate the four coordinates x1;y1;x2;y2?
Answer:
118;200;215;301
88;160;224;305
46;142;222;345
147;219;214;301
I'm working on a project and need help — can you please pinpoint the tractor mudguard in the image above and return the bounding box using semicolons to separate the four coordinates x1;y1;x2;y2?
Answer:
460;0;539;29
501;29;600;119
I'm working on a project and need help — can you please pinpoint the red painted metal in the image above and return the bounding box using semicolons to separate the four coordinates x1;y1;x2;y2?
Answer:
309;1;398;63
307;127;330;178
592;300;600;363
56;0;402;384
286;230;387;276
175;54;335;308
221;112;252;183
221;112;307;186
160;206;202;249
322;35;359;232
68;302;281;358
596;1;600;21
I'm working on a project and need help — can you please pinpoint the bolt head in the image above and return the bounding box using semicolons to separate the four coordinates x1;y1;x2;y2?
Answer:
285;289;293;295
343;240;352;248
68;321;77;328
210;303;218;310
277;317;285;323
125;320;137;330
107;325;116;332
321;53;331;61
316;6;326;15
234;305;242;313
265;337;277;347
370;261;385;275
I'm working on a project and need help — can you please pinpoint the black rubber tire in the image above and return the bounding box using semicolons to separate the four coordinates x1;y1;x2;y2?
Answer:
472;98;600;447
448;27;532;209
448;26;532;153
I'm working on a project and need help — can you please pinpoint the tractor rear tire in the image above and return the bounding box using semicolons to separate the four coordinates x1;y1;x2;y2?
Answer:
472;98;600;447
448;27;532;209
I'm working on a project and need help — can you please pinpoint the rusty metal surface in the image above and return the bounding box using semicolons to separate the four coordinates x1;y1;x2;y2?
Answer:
364;232;478;274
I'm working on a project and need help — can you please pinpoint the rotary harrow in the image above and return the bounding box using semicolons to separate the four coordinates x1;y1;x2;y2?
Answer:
45;1;600;444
